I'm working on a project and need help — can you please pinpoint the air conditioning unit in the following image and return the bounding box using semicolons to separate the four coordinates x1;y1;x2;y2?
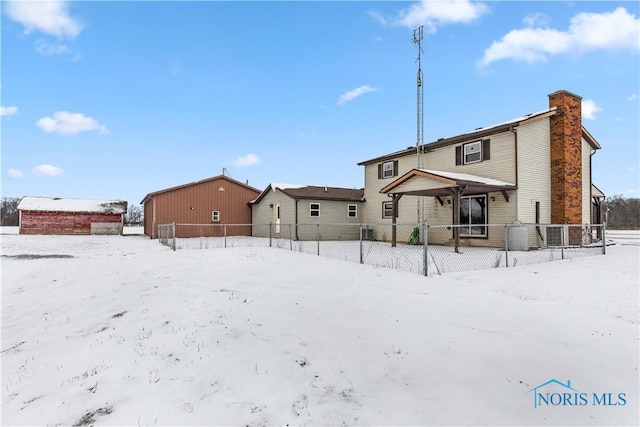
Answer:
361;228;375;241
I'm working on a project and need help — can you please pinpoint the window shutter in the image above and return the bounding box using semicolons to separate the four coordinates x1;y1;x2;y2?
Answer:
455;146;462;165
482;139;491;161
378;164;382;179
393;160;399;176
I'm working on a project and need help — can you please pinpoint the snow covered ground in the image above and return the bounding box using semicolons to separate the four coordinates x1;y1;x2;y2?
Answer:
1;229;638;426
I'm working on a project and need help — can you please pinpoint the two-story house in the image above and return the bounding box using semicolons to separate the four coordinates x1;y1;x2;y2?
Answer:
357;90;604;248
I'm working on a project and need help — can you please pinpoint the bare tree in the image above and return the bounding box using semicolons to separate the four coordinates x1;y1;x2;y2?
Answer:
1;197;21;226
604;195;640;230
125;204;144;226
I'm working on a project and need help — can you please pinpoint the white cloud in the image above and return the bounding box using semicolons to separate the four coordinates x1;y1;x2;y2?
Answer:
36;111;108;136
480;7;640;67
231;154;261;167
394;0;489;32
581;99;602;120
7;169;24;178
337;85;379;106
523;13;550;28
628;93;638;101
0;106;18;116
35;40;73;56
32;164;64;177
5;0;82;39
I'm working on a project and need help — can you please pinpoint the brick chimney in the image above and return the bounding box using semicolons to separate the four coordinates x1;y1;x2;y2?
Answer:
549;90;583;243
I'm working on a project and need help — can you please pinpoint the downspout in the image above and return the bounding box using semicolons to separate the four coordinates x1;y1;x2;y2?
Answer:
510;126;519;221
590;148;596;223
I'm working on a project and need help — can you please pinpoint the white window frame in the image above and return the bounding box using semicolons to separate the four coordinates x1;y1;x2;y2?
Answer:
382;201;393;219
347;204;357;218
464;141;482;164
309;203;321;217
382;161;394;178
212;210;220;222
459;195;487;237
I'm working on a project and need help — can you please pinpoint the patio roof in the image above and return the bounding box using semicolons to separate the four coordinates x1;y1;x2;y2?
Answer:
379;169;517;197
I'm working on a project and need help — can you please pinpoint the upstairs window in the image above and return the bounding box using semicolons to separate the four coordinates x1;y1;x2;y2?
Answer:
310;203;320;217
456;139;491;165
378;160;399;179
347;204;357;218
464;141;482;164
212;210;220;222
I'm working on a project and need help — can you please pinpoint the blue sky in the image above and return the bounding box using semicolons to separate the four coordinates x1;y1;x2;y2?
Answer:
1;0;639;207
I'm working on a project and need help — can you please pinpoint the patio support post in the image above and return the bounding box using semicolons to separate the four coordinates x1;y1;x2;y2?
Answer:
450;187;461;253
391;193;402;247
602;222;606;255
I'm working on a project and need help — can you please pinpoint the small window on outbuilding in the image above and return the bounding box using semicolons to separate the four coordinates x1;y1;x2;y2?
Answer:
347;204;357;218
212;210;220;222
310;203;320;217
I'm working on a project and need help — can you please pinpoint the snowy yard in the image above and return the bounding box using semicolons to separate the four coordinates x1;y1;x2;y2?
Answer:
1;230;638;426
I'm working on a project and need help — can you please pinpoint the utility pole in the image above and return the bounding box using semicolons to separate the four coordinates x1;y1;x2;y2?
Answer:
414;25;425;223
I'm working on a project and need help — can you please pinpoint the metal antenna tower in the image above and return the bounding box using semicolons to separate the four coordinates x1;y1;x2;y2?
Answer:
413;26;425;223
414;25;424;168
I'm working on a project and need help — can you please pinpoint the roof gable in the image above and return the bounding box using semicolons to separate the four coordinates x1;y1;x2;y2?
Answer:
141;175;260;204
251;183;364;204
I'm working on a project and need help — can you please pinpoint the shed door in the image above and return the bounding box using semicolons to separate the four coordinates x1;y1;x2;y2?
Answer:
273;203;280;233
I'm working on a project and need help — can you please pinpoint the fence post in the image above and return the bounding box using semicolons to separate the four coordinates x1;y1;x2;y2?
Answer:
269;222;272;247
602;223;606;255
289;224;293;251
224;225;227;248
423;221;428;276
504;225;509;268
561;226;565;260
172;222;176;251
359;224;363;265
316;223;320;256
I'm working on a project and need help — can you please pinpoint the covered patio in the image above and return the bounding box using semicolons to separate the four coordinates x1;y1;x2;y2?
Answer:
379;169;517;251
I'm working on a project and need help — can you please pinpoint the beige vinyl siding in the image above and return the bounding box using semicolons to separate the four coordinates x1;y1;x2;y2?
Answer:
251;190;295;237
422;131;516;184
361;130;517;246
582;138;591;224
516;118;551;223
296;199;363;240
515;118;551;246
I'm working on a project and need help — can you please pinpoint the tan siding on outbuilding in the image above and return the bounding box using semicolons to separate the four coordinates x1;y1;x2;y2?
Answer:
251;189;296;237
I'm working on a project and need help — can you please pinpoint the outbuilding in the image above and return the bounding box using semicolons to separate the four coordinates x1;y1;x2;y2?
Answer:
17;197;127;235
141;175;260;239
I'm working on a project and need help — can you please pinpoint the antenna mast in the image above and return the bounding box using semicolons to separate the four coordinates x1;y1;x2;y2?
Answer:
413;26;425;223
414;25;424;168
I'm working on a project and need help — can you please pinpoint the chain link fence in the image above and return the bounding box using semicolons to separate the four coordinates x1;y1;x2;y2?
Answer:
156;222;606;276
